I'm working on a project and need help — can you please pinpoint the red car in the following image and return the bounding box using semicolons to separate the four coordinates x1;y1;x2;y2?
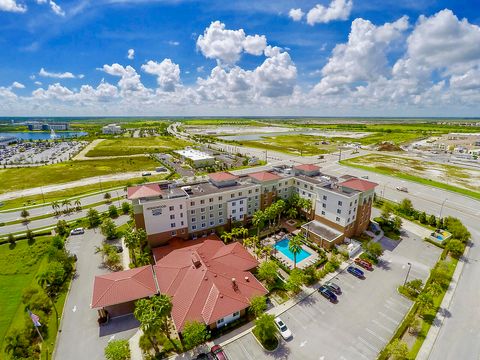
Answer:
355;258;373;271
211;345;228;360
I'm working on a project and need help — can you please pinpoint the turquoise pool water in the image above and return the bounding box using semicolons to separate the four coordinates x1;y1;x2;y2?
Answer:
275;237;312;262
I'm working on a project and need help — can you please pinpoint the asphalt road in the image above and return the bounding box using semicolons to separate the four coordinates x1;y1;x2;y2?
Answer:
223;230;441;360
0;196;127;235
0;189;127;223
54;216;138;360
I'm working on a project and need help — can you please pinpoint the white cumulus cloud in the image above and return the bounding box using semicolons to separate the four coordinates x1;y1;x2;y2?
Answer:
11;81;25;89
39;68;77;79
0;0;27;13
36;0;64;16
142;59;181;92
307;0;353;25
127;48;135;60
289;8;304;22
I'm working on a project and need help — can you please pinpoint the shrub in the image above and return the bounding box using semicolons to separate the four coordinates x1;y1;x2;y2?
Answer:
445;239;465;258
104;339;130;360
121;202;131;214
182;321;209;350
108;205;119;219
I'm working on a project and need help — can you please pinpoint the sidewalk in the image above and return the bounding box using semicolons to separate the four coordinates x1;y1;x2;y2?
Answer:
416;242;470;360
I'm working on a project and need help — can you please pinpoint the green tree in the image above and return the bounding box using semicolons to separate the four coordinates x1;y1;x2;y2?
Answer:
4;328;33;359
426;282;443;297
104;192;112;202
445;239;465;258
104;339;130;360
51;200;60;215
417;292;434;317
385;338;409;359
362;241;384;260
26;229;35;244
286;207;298;220
250;295;267;318
101;218;118;240
257;260;279;285
428;214;437;227
443;216;471;243
220;231;232;244
62;199;72;213
381;202;393;219
87;208;101;228
123;226;139;265
288;234;303;268
74;199;82;211
56;219;69;237
392;216;403;232
398;198;414;216
20;208;30;222
405;279;423;297
431;261;452;287
252;210;266;245
182;321;208;349
274;199;285;226
7;233;15;246
121;201;131;214
134;295;174;354
419;211;427;224
285;268;305;293
254;314;277;344
436;217;444;229
108;204;119;218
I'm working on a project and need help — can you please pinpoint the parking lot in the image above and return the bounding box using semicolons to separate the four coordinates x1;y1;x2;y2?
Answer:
223;230;442;360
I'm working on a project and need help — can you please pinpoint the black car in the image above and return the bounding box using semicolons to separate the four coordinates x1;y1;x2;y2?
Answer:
319;285;338;303
347;266;365;278
325;281;341;295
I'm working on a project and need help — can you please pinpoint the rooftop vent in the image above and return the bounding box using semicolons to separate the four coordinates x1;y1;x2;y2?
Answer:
245;276;249;282
191;254;202;268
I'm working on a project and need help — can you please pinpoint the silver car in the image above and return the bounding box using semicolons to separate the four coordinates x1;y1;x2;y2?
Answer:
274;317;292;340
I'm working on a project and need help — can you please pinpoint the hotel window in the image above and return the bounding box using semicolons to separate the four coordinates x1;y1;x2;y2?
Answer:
321;211;325;215
350;202;353;207
200;199;205;204
201;223;206;228
171;231;176;236
335;217;340;222
255;189;259;192
210;221;215;226
355;199;358;204
180;213;183;218
192;217;196;222
201;207;205;212
219;218;224;224
179;204;183;209
232;209;236;214
322;203;326;208
338;201;342;206
190;209;195;215
240;207;244;212
323;195;327;200
218;196;223;201
181;221;184;226
239;192;242;196
231;194;234;198
248;204;251;209
248;190;252;194
209;198;213;203
170;214;175;219
169;206;174;211
201;215;206;220
232;202;236;206
347;218;350;223
337;209;341;214
219;204;223;208
310;186;314;190
255;195;258;200
170;223;176;228
239;200;244;204
209;205;214;210
209;213;214;218
304;184;307;188
219;211;223;216
191;201;195;206
192;225;197;230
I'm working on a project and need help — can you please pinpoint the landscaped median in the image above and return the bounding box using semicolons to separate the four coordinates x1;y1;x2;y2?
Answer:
340;154;480;200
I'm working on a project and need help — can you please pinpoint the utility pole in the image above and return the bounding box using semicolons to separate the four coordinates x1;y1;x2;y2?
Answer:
439;198;448;218
403;262;412;286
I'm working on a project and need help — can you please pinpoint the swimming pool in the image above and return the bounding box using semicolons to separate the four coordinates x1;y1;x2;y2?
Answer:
275;237;312;263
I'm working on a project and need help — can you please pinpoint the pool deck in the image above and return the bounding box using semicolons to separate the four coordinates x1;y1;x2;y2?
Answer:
264;234;319;270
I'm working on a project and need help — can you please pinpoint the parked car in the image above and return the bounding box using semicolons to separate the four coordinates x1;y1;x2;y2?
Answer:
319;285;338;303
141;172;152;176
325;281;341;295
361;175;369;179
70;227;85;235
396;186;408;192
347;266;365;278
355;258;373;271
274;317;292;340
211;345;228;360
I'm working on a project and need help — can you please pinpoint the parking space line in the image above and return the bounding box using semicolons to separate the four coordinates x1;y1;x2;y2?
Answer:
372;319;396;333
348;346;370;360
357;336;381;352
384;303;405;317
386;298;410;310
239;342;256;360
366;328;388;343
379;311;399;325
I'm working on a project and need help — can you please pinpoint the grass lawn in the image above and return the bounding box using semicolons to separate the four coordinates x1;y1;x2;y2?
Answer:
0;157;161;194
340;155;480;200
0;236;52;351
85;136;191;157
240;134;336;156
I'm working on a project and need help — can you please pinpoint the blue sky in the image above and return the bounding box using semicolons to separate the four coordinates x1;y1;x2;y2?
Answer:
0;0;479;116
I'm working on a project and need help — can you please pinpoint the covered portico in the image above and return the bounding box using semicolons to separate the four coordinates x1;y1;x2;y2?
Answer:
301;220;344;249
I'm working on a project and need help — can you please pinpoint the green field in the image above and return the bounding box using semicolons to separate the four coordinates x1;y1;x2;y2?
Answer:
239;134;336;156
0;236;51;347
85;136;191;157
341;154;480;199
0;157;161;194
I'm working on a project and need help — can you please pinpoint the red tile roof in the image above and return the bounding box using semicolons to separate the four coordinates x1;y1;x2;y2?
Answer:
340;178;378;192
91;265;158;308
127;183;162;199
208;172;238;182
153;239;267;331
248;171;282;182
294;164;320;172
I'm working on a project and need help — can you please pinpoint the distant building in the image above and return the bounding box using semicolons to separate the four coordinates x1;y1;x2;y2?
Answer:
27;121;43;131
102;123;122;134
174;148;215;168
26;121;70;131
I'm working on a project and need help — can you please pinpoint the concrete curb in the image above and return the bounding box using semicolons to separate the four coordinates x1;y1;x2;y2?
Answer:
415;243;470;360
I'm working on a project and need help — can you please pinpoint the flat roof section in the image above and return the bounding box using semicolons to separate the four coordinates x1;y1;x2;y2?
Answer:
175;149;215;161
302;220;343;242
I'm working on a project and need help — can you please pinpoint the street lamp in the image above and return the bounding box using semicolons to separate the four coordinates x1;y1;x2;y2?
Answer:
381;183;388;198
439;198;448;219
403;262;412;286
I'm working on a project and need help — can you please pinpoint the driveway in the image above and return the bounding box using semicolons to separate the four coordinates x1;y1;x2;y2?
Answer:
54;216;138;360
223;230;441;360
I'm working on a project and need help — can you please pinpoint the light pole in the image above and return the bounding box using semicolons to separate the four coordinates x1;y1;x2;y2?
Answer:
439;198;448;219
403;262;412;286
382;183;388;198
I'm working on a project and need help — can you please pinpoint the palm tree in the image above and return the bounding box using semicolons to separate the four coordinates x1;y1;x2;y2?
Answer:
288;234;303;268
275;200;285;227
221;232;232;244
252;210;266;240
74;199;82;211
51;200;60;215
61;199;71;213
4;329;25;356
286;207;298;219
124;226;139;265
20;208;30;222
